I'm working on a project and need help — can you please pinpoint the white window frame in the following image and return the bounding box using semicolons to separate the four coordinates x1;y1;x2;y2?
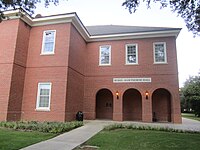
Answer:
36;82;52;111
41;30;56;55
125;44;138;65
153;42;167;64
99;45;111;66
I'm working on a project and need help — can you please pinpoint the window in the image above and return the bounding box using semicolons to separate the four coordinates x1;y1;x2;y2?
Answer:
125;44;138;64
41;30;56;54
36;82;52;111
99;45;111;65
154;42;167;63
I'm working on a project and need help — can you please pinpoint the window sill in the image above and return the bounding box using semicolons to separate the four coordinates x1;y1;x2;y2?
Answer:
40;53;55;56
99;64;112;66
35;108;50;112
153;62;168;64
125;63;139;65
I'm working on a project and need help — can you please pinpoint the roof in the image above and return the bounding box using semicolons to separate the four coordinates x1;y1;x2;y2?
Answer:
2;9;181;41
86;25;181;36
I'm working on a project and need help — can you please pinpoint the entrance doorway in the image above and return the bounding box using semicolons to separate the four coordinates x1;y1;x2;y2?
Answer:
96;89;113;120
123;88;142;121
152;88;171;122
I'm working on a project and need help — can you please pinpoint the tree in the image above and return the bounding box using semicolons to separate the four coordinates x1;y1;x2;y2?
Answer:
0;0;200;36
0;0;59;21
182;74;200;117
180;87;192;112
122;0;200;36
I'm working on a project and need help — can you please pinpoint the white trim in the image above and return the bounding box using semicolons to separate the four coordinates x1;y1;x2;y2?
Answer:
88;30;181;42
125;44;138;65
99;45;111;66
36;82;52;111
41;30;56;55
153;42;167;64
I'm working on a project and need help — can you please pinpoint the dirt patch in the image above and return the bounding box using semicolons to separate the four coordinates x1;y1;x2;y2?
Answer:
74;145;99;150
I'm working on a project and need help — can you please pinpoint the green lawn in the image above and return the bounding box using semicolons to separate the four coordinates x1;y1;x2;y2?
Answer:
182;113;200;121
78;129;200;150
0;128;56;150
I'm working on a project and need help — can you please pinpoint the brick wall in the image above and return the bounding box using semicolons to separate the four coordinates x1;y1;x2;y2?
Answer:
0;19;29;121
21;23;71;122
7;20;30;121
65;24;86;121
84;37;181;123
0;17;181;123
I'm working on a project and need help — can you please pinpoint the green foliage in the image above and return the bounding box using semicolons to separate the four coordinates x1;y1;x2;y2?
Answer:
182;74;200;117
122;0;200;36
0;121;83;134
180;87;191;112
1;0;200;36
104;123;199;134
0;0;59;22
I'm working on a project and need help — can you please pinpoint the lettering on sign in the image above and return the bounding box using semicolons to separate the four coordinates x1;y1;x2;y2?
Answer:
113;78;151;83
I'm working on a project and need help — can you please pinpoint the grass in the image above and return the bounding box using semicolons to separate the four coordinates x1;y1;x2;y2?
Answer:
0;128;56;150
78;129;200;150
0;121;83;150
182;113;200;121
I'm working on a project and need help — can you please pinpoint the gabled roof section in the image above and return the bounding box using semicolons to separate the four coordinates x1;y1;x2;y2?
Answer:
86;25;181;36
2;9;181;42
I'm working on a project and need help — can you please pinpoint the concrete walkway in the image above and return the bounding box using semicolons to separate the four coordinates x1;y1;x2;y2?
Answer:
21;121;111;150
121;118;200;132
21;118;200;150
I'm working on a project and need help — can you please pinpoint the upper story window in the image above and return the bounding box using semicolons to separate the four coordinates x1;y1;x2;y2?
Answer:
153;42;167;64
99;45;111;66
36;82;52;111
41;30;56;55
125;44;138;65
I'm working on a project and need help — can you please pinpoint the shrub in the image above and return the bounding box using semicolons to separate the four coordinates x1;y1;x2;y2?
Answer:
0;121;83;134
104;123;200;134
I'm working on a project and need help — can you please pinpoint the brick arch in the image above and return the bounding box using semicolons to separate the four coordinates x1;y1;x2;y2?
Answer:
123;88;142;121
96;88;113;120
152;88;171;122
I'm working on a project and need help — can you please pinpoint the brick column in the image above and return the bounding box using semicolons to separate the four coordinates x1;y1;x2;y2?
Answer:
171;92;182;123
0;65;13;121
142;95;152;122
113;94;123;121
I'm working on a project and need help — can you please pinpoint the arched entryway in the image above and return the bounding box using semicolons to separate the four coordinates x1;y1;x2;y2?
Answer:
152;88;171;122
123;89;142;121
96;89;113;120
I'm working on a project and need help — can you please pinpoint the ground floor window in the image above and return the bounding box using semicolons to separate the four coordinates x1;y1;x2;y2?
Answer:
36;82;52;111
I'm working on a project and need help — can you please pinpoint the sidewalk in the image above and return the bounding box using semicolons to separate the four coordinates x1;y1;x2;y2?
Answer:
21;121;111;150
21;118;200;150
121;117;200;132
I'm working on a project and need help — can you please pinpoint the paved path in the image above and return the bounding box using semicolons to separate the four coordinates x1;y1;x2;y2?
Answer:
21;121;111;150
121;118;200;132
21;118;200;150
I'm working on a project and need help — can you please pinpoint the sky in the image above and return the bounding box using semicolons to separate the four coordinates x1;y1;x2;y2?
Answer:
35;0;200;87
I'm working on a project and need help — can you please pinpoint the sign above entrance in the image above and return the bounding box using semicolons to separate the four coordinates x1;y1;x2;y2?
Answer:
113;78;151;83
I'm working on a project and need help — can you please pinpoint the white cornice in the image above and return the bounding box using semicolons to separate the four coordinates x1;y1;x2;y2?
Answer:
88;30;181;42
32;14;75;26
2;9;181;42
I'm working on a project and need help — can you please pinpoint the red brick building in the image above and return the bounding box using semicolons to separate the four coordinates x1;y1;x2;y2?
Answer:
0;9;182;123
